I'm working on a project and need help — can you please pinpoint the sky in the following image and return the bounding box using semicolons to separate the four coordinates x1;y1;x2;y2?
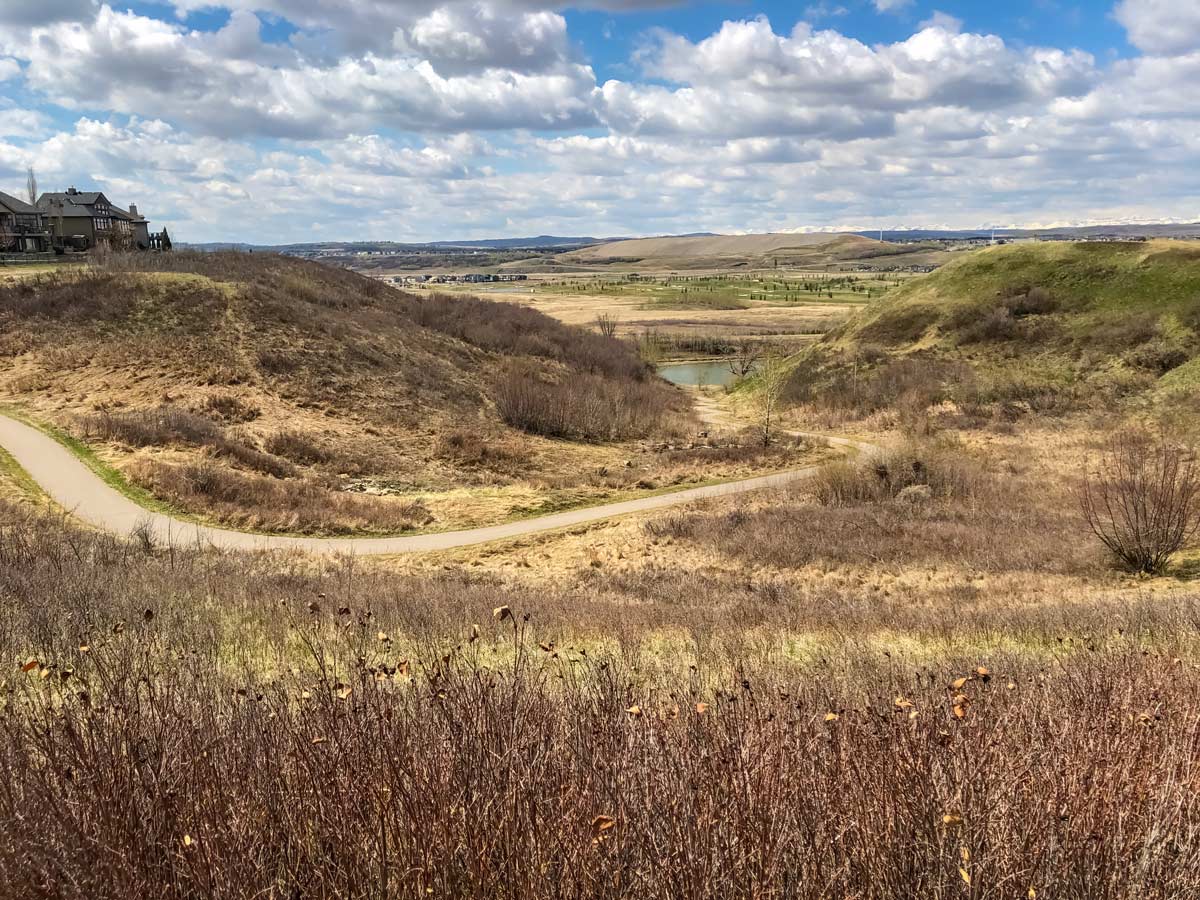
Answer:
0;0;1198;243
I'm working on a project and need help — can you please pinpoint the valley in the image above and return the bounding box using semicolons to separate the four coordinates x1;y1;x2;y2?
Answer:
3;237;1200;897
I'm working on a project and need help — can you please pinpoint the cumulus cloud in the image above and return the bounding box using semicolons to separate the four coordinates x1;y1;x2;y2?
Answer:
0;0;96;28
1;5;598;138
614;18;1095;141
1;3;1198;241
1115;0;1200;56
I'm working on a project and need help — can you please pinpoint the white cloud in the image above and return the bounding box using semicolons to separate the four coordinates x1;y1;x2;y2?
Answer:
918;11;963;33
0;0;96;28
1;4;1199;241
873;0;913;12
1;5;598;138
614;18;1095;141
1115;0;1200;56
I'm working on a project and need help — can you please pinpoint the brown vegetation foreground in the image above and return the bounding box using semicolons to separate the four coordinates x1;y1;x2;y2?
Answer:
2;494;1200;898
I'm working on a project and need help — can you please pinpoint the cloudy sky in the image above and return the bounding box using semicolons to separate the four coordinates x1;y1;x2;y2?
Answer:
1;0;1197;242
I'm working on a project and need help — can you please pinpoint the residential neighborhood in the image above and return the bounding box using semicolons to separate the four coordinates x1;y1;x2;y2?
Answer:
0;190;52;254
0;184;170;258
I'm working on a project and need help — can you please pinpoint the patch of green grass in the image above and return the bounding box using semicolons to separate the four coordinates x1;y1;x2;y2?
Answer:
536;274;890;311
0;444;49;503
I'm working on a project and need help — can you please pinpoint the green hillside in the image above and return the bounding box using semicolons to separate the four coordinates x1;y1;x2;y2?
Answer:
783;240;1200;422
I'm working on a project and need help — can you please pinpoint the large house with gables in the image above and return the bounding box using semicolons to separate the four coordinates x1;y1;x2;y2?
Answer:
37;187;155;250
0;191;51;253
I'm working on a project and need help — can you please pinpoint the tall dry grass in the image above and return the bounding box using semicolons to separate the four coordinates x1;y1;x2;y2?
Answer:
0;503;1199;898
1;483;1200;898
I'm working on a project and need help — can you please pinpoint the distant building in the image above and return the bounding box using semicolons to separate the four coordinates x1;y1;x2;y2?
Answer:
0;190;51;253
37;187;157;250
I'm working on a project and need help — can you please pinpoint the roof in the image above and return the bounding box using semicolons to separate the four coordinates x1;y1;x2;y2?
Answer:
0;191;42;216
37;191;111;218
111;204;147;224
39;191;105;206
35;190;148;224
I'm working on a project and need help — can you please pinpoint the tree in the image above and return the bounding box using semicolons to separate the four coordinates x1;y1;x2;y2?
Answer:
1078;430;1200;575
754;350;788;448
25;167;36;206
727;338;761;379
595;313;619;339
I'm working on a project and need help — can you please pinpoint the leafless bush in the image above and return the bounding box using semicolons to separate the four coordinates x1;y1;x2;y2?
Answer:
82;405;224;448
594;313;619;338
494;367;688;442
126;460;429;535
263;429;331;466
1079;430;1200;574
202;392;260;423
79;406;295;479
727;338;761;378
813;442;982;506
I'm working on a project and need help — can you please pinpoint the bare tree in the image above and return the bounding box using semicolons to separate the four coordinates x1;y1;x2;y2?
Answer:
25;167;36;206
727;338;761;379
595;313;619;339
1079;430;1200;575
755;350;788;448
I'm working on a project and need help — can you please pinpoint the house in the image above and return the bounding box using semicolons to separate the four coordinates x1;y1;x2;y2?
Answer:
37;187;156;250
0;191;52;253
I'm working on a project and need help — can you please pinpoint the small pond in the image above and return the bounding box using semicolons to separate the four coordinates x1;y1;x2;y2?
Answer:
657;360;746;388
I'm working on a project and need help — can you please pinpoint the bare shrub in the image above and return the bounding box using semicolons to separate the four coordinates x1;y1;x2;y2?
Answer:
727;338;761;379
129;459;430;535
594;313;619;338
494;367;687;442
264;429;331;466
813;442;982;506
78;406;294;479
82;405;224;448
203;392;260;424
1079;430;1200;574
948;287;1059;346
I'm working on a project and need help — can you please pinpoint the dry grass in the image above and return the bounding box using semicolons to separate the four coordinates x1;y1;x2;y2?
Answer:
0;496;1199;897
0;253;721;533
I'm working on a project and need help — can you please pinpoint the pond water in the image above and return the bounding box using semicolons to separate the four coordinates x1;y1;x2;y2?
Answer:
657;360;744;388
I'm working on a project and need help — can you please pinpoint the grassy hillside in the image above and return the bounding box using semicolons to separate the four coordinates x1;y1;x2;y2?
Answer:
0;253;748;534
781;240;1200;427
558;232;949;271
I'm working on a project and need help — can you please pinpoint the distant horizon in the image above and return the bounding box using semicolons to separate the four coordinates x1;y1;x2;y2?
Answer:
174;219;1200;248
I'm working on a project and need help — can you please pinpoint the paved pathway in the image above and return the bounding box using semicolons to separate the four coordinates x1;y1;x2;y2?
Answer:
0;409;867;555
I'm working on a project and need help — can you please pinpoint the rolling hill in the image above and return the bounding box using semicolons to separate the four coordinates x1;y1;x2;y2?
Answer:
558;232;948;271
779;240;1200;424
0;253;695;534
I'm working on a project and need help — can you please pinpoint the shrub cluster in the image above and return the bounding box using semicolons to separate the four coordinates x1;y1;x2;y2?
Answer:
79;406;295;479
812;441;983;506
0;508;1195;898
127;459;430;535
494;367;689;443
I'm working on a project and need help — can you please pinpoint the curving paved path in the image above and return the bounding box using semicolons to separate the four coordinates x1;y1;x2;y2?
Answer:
0;409;868;555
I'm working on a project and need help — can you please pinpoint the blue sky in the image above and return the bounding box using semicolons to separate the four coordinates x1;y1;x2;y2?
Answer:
0;0;1196;242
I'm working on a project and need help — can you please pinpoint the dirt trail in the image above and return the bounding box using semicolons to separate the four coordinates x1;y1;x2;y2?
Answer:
0;404;869;556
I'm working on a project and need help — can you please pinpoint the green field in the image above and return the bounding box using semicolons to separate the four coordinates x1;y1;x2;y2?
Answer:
536;273;903;310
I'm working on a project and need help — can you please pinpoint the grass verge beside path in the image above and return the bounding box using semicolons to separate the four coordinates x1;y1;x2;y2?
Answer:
0;405;841;541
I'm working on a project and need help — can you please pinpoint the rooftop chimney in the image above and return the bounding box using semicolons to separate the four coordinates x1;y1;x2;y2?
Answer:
66;186;78;195
128;203;138;217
